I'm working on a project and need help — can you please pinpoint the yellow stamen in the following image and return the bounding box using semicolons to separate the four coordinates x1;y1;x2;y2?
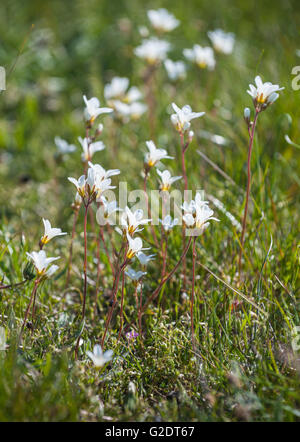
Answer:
126;249;135;259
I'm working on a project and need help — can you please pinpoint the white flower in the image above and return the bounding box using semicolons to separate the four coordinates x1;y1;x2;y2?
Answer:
164;59;186;81
83;95;113;123
88;161;120;181
73;192;82;209
121;207;151;235
126;233;146;259
94;176;115;199
96;197;121;225
157;169;181;191
78;137;105;161
160;215;178;231
126;87;143;103
181;199;197;216
171;102;205;133
113;100;147;121
45;265;59;278
182;193;219;234
104;77;143;104
144;140;173;168
68;167;115;200
147;8;180;33
136;252;156;266
68;175;86;198
183;45;216;70
247;75;284;109
104;77;129;101
135;38;171;64
125;267;147;281
54;137;76;154
208;29;235;54
40;219;67;245
26;250;60;277
86;344;113;368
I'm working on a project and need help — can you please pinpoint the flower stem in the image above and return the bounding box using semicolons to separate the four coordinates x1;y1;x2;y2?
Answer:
66;208;79;288
180;133;188;193
191;237;197;350
144;171;159;247
180;132;189;290
238;110;259;274
161;234;168;279
100;228;115;276
117;243;128;340
141;236;192;314
138;283;143;338
117;267;126;340
101;259;128;348
75;202;89;358
19;278;40;344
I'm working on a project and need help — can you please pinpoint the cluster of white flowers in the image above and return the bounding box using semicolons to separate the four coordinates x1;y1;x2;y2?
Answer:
68;163;119;202
183;28;235;71
164;59;186;81
182;193;219;235
104;77;147;122
207;29;235;54
184;45;216;70
160;215;179;232
147;8;179;33
135;37;171;64
135;9;187;85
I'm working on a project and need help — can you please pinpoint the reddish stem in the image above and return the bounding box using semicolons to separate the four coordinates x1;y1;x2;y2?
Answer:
238;110;259;273
118;244;128;340
161;234;168;279
141;236;192;314
66;208;79;288
101;259;128;348
191;237;197;350
19;278;40;343
75;202;89;358
100;228;115;276
144;171;159;247
180;132;189;290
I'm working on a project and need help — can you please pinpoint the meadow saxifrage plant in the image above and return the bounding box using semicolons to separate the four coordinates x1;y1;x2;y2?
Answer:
238;75;284;273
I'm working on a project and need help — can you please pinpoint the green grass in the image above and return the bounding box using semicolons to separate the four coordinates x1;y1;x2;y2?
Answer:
0;0;299;422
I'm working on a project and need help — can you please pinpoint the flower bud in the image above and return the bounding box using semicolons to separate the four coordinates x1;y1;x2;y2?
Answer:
244;107;251;124
188;130;194;143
